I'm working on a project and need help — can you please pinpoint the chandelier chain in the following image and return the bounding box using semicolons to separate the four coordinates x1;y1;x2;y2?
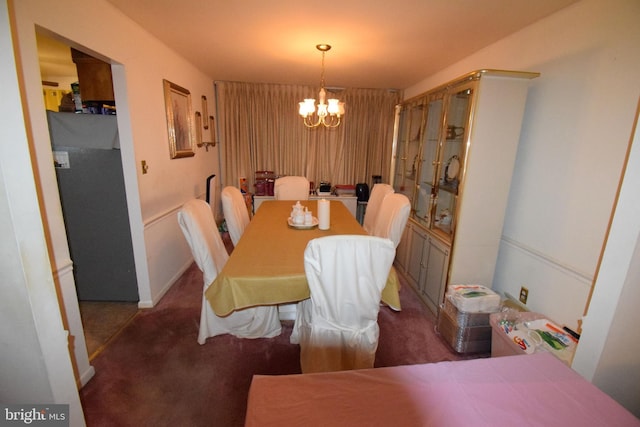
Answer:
320;51;326;90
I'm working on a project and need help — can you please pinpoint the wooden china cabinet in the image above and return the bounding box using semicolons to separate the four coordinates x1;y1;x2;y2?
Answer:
390;70;539;315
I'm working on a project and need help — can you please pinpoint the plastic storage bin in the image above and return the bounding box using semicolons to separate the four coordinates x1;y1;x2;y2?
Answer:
437;300;494;354
490;311;577;365
490;311;546;357
441;296;496;328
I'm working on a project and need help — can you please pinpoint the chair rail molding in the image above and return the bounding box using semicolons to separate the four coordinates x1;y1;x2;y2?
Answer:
500;235;593;285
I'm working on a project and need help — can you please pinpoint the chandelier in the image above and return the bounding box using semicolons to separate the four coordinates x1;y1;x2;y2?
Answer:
299;44;345;128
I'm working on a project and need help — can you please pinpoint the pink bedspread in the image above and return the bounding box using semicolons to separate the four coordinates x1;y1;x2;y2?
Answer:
245;353;639;426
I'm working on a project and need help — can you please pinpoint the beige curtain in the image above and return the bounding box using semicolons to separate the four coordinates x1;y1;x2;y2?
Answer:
216;81;401;191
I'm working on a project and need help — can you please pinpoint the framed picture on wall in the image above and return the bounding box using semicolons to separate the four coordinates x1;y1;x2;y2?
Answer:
163;79;195;158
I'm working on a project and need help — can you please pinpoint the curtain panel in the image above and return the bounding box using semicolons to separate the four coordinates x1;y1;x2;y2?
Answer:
216;81;401;192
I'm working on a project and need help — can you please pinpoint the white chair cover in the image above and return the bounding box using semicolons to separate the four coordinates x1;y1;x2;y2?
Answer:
221;186;250;246
178;199;281;343
370;193;411;248
274;176;310;200
291;235;396;373
363;183;394;233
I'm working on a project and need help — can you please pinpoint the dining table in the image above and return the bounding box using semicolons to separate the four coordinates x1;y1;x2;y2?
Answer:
205;199;401;317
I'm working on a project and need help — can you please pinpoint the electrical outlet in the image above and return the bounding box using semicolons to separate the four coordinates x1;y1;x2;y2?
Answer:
141;160;149;174
519;286;529;304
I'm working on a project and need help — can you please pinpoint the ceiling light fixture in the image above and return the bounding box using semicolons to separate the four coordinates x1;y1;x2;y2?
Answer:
299;44;345;128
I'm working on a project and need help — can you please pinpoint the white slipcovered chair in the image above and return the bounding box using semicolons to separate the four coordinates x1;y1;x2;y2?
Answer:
363;183;394;234
290;235;396;373
221;186;250;246
177;199;281;344
370;193;411;248
274;176;310;200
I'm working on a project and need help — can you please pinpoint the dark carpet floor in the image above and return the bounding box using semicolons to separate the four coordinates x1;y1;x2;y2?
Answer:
79;262;486;426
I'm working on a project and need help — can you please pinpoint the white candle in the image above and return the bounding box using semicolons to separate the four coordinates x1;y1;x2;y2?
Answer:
318;199;330;230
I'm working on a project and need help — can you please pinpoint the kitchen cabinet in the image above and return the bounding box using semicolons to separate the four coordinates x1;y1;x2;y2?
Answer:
391;70;539;315
71;48;114;102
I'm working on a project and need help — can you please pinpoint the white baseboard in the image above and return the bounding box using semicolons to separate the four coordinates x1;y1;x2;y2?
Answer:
78;365;95;388
138;259;194;308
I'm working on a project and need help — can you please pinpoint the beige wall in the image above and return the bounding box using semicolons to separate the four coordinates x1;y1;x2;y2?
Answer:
2;1;84;424
577;101;640;416
14;0;221;304
10;0;221;394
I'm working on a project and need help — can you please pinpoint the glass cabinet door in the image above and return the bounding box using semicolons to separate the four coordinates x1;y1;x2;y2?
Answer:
392;105;408;193
414;94;444;228
432;82;474;237
392;99;425;205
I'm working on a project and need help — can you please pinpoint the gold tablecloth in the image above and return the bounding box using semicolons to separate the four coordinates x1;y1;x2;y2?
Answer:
206;200;401;316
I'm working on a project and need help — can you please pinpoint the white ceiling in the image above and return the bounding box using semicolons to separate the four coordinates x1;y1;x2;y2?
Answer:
40;0;579;90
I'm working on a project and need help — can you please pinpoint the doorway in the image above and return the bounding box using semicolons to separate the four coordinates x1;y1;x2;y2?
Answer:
37;32;139;358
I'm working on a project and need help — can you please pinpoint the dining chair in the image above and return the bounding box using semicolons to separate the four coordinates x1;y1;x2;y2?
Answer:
274;176;310;200
178;199;281;343
221;186;250;246
370;193;411;248
290;235;396;373
362;183;394;234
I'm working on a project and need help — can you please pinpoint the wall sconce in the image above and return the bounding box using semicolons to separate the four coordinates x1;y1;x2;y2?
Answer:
197;141;216;151
195;111;217;151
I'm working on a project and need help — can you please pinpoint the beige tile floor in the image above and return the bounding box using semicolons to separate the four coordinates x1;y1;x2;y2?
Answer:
79;301;139;359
